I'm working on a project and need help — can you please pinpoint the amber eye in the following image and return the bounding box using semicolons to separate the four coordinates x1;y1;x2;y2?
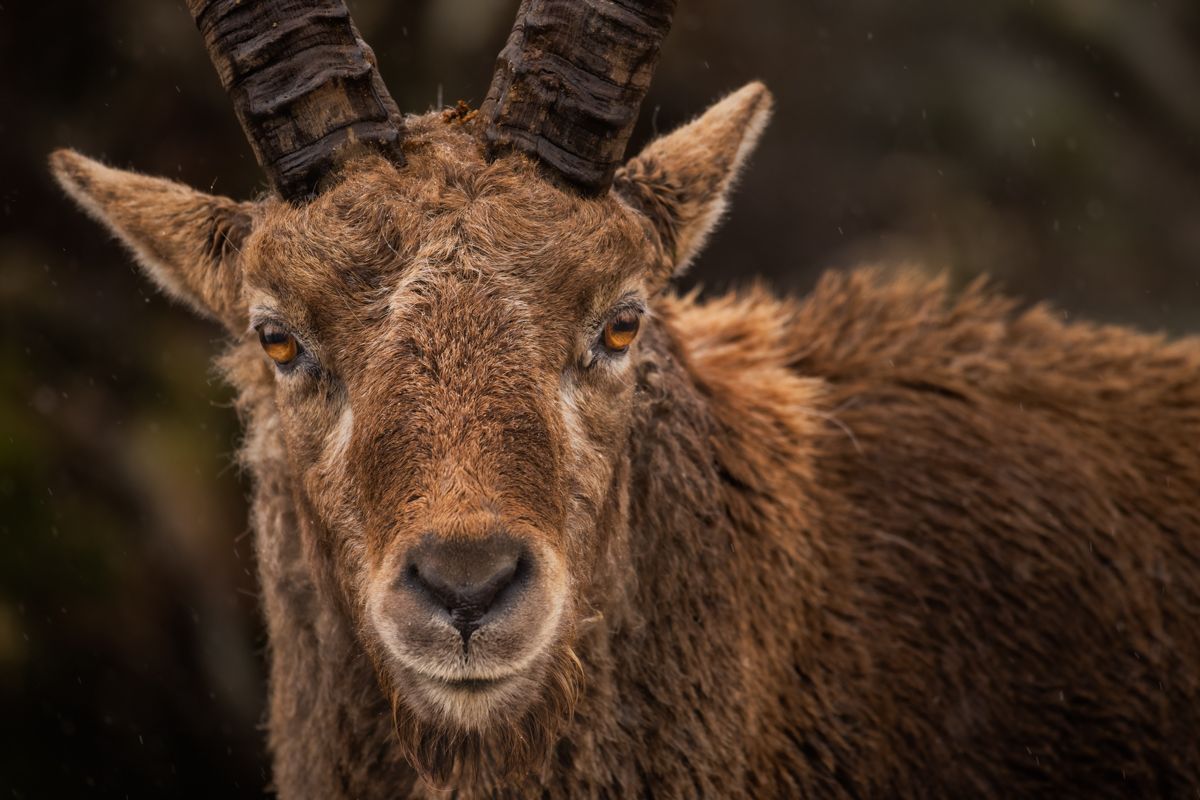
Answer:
257;324;299;365
602;311;641;353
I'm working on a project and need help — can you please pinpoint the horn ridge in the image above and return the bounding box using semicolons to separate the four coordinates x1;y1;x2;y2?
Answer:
187;0;404;201
480;0;678;195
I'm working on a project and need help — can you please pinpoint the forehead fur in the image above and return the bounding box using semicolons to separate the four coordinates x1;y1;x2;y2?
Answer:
241;112;658;320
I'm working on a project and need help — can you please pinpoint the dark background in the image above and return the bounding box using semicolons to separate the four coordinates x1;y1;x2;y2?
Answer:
3;0;1200;796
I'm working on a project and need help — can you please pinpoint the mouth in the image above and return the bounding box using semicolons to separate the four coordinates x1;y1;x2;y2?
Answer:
408;664;521;696
437;675;513;693
399;666;530;730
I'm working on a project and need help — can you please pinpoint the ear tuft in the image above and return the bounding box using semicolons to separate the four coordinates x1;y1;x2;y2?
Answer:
50;149;256;331
616;81;773;275
49;149;101;207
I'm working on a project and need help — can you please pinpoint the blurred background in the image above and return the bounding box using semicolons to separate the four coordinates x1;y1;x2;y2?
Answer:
3;0;1200;795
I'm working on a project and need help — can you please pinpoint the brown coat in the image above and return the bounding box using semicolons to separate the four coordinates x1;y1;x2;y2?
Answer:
51;83;1200;798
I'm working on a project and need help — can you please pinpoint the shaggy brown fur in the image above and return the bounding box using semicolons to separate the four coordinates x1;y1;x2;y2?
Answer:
51;82;1200;797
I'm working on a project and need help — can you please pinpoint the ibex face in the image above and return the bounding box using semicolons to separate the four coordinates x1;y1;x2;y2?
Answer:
50;0;772;784
234;120;663;729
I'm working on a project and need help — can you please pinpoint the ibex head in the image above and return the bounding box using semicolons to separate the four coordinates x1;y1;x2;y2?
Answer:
50;0;771;784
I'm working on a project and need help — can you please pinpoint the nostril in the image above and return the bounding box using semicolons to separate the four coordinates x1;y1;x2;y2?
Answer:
414;556;516;617
475;557;518;605
402;533;532;645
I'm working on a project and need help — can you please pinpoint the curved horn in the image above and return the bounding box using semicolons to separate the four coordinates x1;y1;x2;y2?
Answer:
187;0;405;201
480;0;678;195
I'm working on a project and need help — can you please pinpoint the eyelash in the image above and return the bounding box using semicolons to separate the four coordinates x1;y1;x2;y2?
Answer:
583;302;645;368
252;319;311;375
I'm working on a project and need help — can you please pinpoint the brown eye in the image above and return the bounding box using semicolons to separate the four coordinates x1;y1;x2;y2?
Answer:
602;311;640;353
257;324;299;365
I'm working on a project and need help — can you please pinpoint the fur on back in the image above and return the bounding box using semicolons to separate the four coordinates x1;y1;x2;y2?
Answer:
662;269;1200;797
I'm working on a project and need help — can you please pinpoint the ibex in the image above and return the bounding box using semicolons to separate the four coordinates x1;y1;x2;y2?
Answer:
50;0;1200;797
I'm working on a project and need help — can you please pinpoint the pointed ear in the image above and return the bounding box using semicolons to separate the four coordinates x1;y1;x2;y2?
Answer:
616;82;773;276
49;149;257;332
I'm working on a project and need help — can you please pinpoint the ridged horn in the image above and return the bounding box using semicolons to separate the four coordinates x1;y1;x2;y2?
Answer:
479;0;678;195
187;0;405;201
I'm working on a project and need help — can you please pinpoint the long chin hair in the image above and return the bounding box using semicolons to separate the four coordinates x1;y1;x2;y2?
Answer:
388;644;585;790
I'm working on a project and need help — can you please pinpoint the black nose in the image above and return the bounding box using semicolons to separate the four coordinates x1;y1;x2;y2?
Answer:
404;533;530;645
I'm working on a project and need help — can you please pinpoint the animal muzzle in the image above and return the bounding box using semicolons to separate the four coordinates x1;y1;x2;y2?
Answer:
402;533;532;648
370;527;568;697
